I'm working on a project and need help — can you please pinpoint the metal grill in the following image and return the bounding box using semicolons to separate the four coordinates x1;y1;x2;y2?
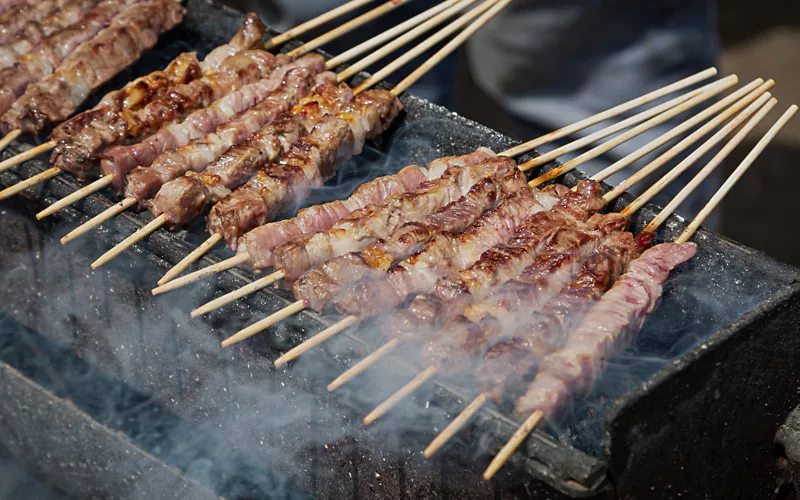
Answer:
0;1;799;498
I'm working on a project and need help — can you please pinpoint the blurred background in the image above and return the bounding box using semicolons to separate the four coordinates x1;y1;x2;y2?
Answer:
223;0;800;267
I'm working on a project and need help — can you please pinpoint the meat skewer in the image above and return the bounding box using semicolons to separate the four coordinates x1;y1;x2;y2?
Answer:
42;0;497;255
0;0;186;162
84;0;509;269
428;100;787;468
363;94;776;427
152;66;718;287
483;107;796;483
0;13;262;169
26;7;416;217
0;0;100;69
134;0;510;290
0;0;157;122
321;85;772;391
0;0;421;200
146;0;498;285
220;74;746;352
170;73;734;314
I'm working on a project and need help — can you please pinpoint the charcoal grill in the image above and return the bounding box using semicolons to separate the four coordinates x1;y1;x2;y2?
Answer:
1;2;799;498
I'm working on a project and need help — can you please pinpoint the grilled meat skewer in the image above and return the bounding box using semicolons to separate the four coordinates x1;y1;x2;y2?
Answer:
296;162;529;313
516;241;696;420
0;0;145;119
50;51;202;178
235;148;498;270
276;156;520;283
125;55;330;208
1;0;185;136
204;86;403;248
0;0;100;66
99;48;277;190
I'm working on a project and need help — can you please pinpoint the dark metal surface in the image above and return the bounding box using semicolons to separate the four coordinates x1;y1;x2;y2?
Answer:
0;0;799;498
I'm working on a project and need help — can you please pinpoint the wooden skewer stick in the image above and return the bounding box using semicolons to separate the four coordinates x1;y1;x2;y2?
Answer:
289;0;414;58
36;173;114;219
526;74;739;186
355;0;507;94
191;269;286;317
482;102;793;482
363;366;439;425
592;79;772;183
0;129;21;154
157;233;223;286
154;0;508;293
0;140;55;173
618;93;775;216
91;214;167;269
263;0;380;50
677;104;797;243
61;197;137;244
424;392;488;458
604;91;772;205
151;252;252;295
0;167;59;200
500;67;718;158
644;98;778;232
328;338;400;391
336;0;478;82
516;79;727;173
389;0;510;96
482;411;544;480
325;0;463;70
273;315;358;367
219;299;306;348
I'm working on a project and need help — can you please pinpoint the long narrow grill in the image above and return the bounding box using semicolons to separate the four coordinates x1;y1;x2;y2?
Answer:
0;1;799;498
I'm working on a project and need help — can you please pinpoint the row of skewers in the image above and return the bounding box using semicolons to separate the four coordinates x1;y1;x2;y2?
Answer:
0;0;795;482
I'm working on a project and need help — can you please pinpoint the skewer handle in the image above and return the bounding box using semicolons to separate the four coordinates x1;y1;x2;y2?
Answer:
0;129;21;154
61;197;137;244
157;233;223;286
191;269;286;317
37;175;114;219
363;366;439;425
336;0;476;83
0;140;55;173
618;91;774;216
527;75;738;187
289;0;411;58
328;338;399;392
483;410;544;480
220;299;306;348
150;252;253;295
0;167;60;201
642;96;777;232
274;315;357;367
677;104;798;243
325;0;462;70
264;0;379;50
91;214;167;269
424;392;487;458
499;67;718;158
391;0;512;96
591;78;769;183
355;0;502;94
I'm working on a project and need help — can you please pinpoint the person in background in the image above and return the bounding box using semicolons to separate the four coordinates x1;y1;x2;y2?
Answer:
229;0;720;228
